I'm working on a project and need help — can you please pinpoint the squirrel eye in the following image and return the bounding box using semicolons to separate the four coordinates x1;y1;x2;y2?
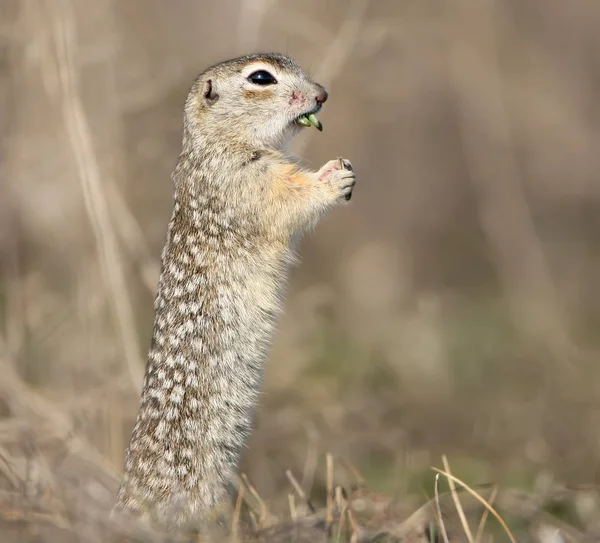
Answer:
247;70;277;85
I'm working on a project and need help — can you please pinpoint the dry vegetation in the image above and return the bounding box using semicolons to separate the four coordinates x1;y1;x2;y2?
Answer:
2;0;600;540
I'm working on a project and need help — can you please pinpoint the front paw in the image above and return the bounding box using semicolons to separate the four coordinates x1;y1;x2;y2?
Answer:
318;158;356;202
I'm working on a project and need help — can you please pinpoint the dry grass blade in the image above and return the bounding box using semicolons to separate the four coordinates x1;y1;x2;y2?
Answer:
326;452;334;526
45;0;143;394
241;473;270;528
248;509;259;532
288;492;297;522
442;454;474;542
336;486;349;543
475;484;498;542
230;482;245;543
432;468;517;543
288;493;299;543
337;507;348;542
434;474;450;543
347;508;362;543
286;469;316;514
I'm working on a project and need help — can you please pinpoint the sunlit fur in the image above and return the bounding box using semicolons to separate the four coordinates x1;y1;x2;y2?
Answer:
113;53;356;530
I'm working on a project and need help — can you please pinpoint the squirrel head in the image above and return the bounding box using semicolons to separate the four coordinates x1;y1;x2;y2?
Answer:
183;53;328;151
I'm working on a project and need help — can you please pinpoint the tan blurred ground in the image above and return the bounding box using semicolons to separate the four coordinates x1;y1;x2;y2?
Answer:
2;0;600;540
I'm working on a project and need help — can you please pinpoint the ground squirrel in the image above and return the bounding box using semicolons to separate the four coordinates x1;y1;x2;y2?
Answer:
113;53;356;529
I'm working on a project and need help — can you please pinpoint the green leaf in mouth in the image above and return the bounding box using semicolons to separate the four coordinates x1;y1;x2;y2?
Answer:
296;113;323;131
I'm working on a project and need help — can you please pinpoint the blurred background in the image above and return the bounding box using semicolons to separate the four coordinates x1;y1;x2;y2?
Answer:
2;0;600;537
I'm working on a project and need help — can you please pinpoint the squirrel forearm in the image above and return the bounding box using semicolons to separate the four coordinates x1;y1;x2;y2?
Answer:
264;162;350;237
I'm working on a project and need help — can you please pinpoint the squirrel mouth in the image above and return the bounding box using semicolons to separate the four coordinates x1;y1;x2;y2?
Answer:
295;112;323;131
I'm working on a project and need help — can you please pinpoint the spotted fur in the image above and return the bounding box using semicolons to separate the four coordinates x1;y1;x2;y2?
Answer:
114;53;356;529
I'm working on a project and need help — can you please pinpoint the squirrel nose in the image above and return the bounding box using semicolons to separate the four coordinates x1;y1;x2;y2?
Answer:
315;85;328;105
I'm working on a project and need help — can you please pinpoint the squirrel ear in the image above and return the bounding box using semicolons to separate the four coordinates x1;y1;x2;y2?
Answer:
203;79;219;106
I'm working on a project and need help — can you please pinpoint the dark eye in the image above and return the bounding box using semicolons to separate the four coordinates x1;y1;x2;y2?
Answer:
247;70;277;85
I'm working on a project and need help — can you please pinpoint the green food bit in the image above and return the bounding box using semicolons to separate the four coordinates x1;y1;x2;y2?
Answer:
307;113;323;131
296;113;323;131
